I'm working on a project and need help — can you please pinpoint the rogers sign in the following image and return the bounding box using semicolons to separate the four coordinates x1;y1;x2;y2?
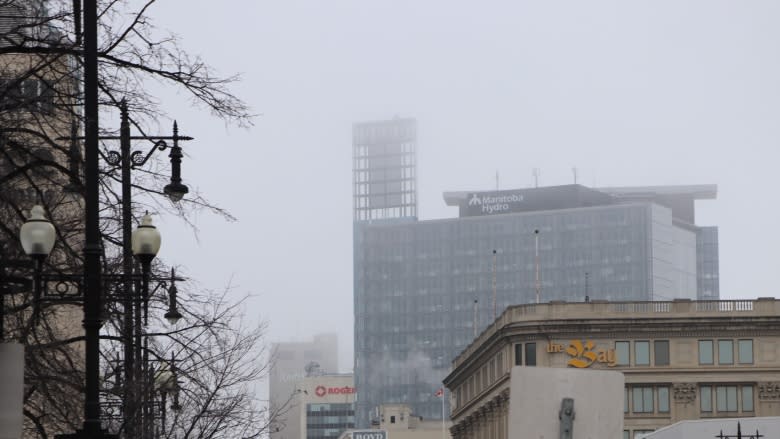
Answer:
314;385;356;397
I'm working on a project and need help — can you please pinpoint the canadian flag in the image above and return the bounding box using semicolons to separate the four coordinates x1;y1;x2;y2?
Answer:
434;388;444;398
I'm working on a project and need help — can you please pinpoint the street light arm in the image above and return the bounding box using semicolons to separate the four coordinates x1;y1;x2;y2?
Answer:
130;140;168;169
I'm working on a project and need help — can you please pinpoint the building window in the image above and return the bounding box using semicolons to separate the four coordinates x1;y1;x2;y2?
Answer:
390;415;396;424
623;431;630;439
525;343;536;366
514;344;523;366
716;386;738;412
743;386;754;412
654;341;670;366
718;340;734;365
658;387;670;413
634;431;654;439
632;387;653;413
624;387;629;413
699;340;713;365
701;384;753;414
700;386;712;412
635;341;650;366
738;340;753;364
615;341;630;366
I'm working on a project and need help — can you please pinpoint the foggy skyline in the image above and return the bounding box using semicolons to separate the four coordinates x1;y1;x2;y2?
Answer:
142;1;780;372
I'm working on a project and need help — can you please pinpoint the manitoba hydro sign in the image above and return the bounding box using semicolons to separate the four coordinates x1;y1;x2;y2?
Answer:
464;190;525;216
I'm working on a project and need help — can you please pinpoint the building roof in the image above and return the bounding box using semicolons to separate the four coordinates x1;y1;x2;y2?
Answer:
596;184;717;200
443;184;717;207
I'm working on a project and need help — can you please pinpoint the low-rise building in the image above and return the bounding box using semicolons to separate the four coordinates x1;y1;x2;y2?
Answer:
375;404;451;439
443;298;780;439
279;373;355;439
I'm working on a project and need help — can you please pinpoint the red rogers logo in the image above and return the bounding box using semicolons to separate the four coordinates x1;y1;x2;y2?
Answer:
314;385;355;397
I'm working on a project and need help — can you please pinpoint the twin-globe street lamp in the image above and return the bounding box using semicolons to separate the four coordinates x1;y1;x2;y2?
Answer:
19;205;183;438
19;207;181;324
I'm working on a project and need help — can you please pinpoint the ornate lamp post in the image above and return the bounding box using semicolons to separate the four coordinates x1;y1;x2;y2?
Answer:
20;206;182;439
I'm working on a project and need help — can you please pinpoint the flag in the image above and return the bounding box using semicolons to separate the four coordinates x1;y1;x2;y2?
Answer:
434;387;444;398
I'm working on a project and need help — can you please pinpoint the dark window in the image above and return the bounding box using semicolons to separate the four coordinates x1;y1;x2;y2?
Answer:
390;416;395;424
514;344;522;366
525;343;536;366
654;341;669;366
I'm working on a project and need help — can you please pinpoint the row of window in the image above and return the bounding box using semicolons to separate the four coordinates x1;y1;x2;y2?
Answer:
615;340;669;366
610;339;752;367
622;385;754;415
511;339;754;369
514;343;537;366
456;351;506;408
624;386;670;414
700;385;753;413
699;340;753;365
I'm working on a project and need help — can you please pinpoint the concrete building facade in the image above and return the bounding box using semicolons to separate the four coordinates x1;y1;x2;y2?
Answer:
278;374;355;439
442;298;780;439
270;334;340;439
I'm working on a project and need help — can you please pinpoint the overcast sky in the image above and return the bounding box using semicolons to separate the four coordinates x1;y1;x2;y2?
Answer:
142;1;780;373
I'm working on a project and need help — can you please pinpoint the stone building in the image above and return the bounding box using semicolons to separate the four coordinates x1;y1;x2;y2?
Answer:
442;298;780;439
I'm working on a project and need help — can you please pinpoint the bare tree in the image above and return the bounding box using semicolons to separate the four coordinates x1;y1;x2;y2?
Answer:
0;1;275;438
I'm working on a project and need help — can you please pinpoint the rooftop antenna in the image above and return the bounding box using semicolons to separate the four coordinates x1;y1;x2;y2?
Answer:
473;299;478;338
492;249;497;319
572;167;578;184
585;271;590;302
534;229;541;304
532;168;540;188
495;170;500;191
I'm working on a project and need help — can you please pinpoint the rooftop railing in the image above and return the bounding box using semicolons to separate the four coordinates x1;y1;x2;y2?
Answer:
454;298;778;367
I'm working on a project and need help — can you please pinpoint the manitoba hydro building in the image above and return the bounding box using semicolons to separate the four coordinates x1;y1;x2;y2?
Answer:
351;118;719;427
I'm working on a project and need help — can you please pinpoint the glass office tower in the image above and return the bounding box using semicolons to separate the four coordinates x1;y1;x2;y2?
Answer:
352;121;719;427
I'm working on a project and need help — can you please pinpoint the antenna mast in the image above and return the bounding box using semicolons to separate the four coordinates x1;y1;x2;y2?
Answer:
534;229;541;304
492;249;497;319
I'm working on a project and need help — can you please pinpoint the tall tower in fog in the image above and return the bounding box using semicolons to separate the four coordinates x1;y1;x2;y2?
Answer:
352;117;417;221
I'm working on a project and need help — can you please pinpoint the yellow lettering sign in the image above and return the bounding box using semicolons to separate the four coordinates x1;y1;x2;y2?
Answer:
546;343;564;353
547;340;617;368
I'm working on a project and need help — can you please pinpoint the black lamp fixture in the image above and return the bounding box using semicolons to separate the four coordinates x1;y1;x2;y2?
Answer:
162;121;189;202
164;268;182;325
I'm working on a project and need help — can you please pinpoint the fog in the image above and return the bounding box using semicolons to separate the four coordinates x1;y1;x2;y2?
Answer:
142;1;780;373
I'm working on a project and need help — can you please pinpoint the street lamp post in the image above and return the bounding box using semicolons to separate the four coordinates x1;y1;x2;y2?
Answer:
11;1;192;437
21;207;180;439
55;95;192;438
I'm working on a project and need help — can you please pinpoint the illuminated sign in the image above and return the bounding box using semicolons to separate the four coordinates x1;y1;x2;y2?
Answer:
547;340;617;368
314;385;356;397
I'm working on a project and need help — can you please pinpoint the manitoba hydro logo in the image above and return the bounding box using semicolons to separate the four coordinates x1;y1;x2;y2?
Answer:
468;192;524;214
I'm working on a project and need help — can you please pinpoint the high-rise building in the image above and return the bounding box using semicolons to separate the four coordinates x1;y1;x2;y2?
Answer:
270;333;339;439
351;120;719;427
352;117;417;222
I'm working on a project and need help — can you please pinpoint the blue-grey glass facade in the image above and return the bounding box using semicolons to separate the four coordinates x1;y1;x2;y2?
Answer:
306;403;355;439
697;226;719;300
353;183;719;427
